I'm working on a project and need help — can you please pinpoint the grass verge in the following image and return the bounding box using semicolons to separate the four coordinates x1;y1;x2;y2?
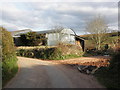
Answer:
94;51;120;89
2;57;18;87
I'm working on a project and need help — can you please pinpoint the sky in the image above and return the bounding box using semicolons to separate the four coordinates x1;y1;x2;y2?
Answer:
0;0;119;35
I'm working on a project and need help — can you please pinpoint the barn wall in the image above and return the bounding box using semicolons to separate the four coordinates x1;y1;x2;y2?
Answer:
46;33;60;46
46;29;75;46
60;29;75;44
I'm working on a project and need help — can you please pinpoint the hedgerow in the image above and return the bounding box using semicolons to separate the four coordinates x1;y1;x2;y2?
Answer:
1;27;18;86
16;44;84;60
94;49;120;89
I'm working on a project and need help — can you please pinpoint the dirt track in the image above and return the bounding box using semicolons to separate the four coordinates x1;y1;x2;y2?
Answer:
5;57;105;88
50;56;110;67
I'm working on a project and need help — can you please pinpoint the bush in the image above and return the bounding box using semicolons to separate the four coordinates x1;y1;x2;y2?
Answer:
1;27;18;86
16;47;62;60
109;51;120;74
20;32;47;46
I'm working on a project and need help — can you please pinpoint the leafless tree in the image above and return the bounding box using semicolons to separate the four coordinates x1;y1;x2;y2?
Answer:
85;15;108;50
52;25;64;31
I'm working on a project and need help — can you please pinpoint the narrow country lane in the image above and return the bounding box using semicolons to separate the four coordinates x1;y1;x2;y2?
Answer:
4;57;105;88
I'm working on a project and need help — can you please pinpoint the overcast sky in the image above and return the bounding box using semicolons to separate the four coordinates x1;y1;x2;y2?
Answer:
0;0;119;35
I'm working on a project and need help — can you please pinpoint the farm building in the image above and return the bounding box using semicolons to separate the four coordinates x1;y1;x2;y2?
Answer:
37;28;76;46
11;28;85;51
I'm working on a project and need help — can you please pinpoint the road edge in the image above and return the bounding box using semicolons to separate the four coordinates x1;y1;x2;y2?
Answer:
3;59;21;88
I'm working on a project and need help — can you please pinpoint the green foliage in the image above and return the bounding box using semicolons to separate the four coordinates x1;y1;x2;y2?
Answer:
20;32;47;46
109;51;120;73
94;51;120;89
16;48;62;60
2;28;16;60
1;27;18;86
2;56;18;86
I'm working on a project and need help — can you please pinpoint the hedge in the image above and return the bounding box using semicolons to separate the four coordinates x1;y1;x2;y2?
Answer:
16;44;84;60
1;27;18;86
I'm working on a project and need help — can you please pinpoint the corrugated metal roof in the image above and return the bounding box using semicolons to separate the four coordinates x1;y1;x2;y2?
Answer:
11;29;32;37
36;28;77;35
12;28;80;39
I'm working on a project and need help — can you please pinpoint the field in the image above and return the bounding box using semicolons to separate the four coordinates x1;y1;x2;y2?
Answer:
80;31;120;56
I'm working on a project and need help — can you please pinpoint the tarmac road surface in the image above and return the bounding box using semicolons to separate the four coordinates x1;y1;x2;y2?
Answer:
4;57;105;88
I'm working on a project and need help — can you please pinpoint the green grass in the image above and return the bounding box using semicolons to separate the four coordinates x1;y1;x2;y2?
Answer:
1;27;18;87
2;65;18;87
105;36;119;44
2;56;18;87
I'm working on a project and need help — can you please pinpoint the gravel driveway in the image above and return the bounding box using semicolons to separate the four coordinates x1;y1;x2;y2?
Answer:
4;57;105;88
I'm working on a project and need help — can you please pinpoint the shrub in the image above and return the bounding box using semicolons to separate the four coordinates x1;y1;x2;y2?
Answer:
20;32;47;46
16;47;62;60
1;27;18;86
109;51;120;74
57;43;83;56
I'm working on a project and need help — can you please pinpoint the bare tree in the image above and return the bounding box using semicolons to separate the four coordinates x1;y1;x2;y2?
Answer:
52;25;64;31
85;15;108;50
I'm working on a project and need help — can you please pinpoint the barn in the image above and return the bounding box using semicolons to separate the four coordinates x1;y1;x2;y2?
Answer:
11;28;85;51
37;28;76;45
